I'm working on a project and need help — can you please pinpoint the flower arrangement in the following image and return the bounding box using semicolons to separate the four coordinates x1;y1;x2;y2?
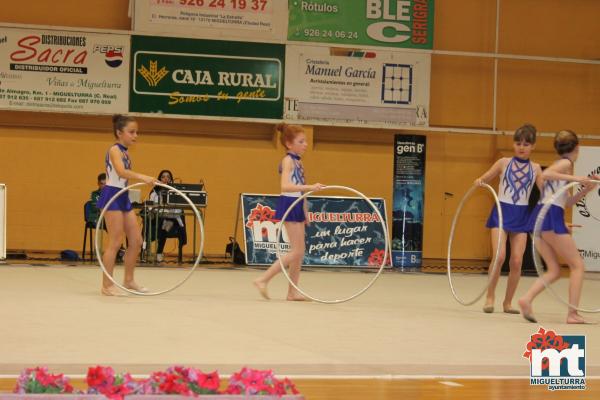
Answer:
14;367;76;394
225;367;299;396
13;365;299;398
86;365;140;399
140;366;220;396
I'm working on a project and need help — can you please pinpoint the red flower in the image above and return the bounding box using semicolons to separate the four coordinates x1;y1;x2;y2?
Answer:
35;370;54;386
226;385;241;395
197;371;220;391
103;384;132;400
523;327;570;371
158;374;192;396
87;366;114;387
246;204;278;228
368;248;390;266
226;367;299;396
63;383;74;394
281;377;300;395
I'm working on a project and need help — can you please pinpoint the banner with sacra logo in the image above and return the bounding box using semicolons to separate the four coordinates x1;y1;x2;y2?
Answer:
573;146;600;272
0;26;129;114
392;134;426;269
288;0;434;49
241;193;389;267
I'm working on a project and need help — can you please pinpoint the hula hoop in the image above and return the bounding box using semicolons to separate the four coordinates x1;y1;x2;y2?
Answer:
447;183;504;306
275;185;390;304
531;179;600;313
95;182;205;296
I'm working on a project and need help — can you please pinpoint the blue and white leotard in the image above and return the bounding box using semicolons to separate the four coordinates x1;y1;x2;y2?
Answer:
96;143;133;212
274;152;306;223
486;157;536;232
527;177;570;234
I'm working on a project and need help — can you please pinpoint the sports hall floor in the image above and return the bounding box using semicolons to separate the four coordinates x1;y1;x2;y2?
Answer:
0;258;598;399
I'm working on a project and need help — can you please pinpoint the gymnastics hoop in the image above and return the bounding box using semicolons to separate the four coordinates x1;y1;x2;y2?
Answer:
531;179;600;313
447;183;504;306
95;182;205;296
275;185;390;304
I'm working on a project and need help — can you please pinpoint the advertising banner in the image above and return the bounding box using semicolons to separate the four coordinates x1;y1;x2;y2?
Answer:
132;0;288;43
130;35;284;119
285;44;430;126
288;0;434;49
392;134;425;269
0;26;129;114
573;146;600;271
241;193;389;267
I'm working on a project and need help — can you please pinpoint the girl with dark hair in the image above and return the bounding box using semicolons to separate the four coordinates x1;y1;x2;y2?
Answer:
519;130;598;324
474;124;543;314
96;114;155;296
149;169;187;263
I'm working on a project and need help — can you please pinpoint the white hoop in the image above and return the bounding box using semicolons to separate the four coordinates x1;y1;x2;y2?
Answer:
447;184;504;306
275;185;390;304
531;179;600;313
95;182;205;296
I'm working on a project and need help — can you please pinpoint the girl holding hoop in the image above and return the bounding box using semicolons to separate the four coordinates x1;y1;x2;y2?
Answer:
96;114;156;296
475;124;543;314
253;123;325;301
519;130;598;324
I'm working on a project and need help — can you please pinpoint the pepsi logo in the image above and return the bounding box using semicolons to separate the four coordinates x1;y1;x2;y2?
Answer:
93;45;124;68
105;49;123;68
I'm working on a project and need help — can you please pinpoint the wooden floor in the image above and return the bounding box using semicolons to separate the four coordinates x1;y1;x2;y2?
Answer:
1;262;599;399
0;377;597;399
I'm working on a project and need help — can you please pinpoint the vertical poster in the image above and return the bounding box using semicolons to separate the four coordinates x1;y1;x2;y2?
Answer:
0;184;5;260
573;146;600;271
392;134;425;269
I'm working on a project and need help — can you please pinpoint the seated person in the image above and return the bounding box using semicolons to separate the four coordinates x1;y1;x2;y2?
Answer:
149;170;187;262
90;172;122;259
89;173;106;226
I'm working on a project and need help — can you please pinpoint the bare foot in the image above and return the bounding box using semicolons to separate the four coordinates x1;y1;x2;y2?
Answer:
482;296;494;313
483;304;494;313
123;281;148;293
253;280;270;300
503;303;520;314
287;293;309;301
101;286;126;296
567;314;586;324
518;298;537;323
